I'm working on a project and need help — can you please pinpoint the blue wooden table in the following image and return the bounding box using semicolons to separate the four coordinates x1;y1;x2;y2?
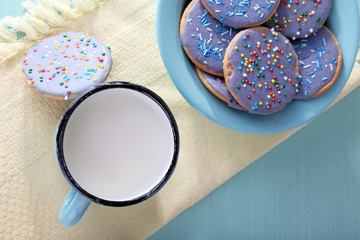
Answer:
3;1;360;239
151;85;360;240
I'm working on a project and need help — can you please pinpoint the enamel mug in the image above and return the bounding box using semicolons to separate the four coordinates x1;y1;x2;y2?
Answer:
56;82;179;226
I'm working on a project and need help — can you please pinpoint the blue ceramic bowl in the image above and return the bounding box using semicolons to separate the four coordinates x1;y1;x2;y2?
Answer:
156;0;359;134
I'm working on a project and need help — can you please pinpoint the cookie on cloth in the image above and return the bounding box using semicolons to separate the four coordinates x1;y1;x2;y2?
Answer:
201;0;280;29
292;26;342;100
196;68;246;111
224;27;300;115
265;0;333;39
180;0;240;76
23;31;112;100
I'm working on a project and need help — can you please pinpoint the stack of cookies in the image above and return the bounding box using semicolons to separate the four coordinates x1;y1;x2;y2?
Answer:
180;0;342;115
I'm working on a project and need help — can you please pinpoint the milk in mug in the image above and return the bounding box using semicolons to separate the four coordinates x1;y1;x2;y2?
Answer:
62;88;175;201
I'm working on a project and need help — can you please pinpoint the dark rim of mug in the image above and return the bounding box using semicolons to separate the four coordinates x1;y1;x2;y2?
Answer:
56;81;180;207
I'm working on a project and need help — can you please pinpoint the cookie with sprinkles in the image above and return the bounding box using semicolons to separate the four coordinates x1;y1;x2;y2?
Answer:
23;31;112;100
180;0;240;76
224;27;300;115
201;0;281;29
265;0;333;39
292;26;342;99
196;67;246;111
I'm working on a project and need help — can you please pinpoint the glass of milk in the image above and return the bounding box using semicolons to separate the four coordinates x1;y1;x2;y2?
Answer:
56;82;179;226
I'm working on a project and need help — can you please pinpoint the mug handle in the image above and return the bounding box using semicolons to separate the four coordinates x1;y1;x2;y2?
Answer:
58;188;91;226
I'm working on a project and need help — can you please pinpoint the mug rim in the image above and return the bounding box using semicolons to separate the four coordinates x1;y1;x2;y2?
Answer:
56;81;180;207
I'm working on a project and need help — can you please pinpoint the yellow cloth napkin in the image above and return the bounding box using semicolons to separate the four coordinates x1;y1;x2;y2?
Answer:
0;0;359;239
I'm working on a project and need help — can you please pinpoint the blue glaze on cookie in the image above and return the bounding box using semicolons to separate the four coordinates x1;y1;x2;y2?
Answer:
226;27;300;115
265;0;332;39
202;71;246;111
292;27;341;99
201;0;280;28
181;0;240;74
23;31;112;99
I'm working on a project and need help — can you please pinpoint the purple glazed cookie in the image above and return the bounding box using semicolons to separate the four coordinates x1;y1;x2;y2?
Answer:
201;0;280;29
265;0;332;39
196;68;246;111
180;0;240;76
292;26;342;100
224;27;300;115
23;31;112;100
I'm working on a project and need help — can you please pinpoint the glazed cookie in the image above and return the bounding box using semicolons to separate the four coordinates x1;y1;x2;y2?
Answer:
265;0;332;39
196;68;246;111
201;0;281;29
292;26;342;100
23;31;112;100
224;27;300;115
180;0;240;76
